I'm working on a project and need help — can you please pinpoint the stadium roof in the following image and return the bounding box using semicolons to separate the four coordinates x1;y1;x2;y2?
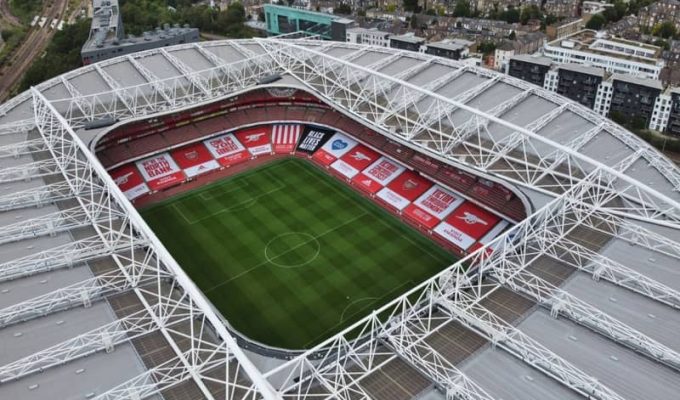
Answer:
0;38;679;400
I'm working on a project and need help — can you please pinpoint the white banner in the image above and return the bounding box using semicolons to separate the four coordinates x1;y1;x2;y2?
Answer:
376;188;411;211
319;133;357;158
478;220;509;246
204;134;245;158
136;153;181;181
434;221;476;250
330;159;359;178
124;183;149;200
363;157;405;186
413;185;464;220
183;160;220;178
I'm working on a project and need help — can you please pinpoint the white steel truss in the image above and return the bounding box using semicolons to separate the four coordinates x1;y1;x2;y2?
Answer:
0;205;121;245
537;231;680;308
437;295;626;400
0;39;676;400
0;308;162;383
31;85;278;398
0;158;60;183
160;48;211;97
0;138;45;158
0;263;167;328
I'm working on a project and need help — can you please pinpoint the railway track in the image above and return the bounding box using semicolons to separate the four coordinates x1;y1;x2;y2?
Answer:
0;0;70;102
0;0;20;27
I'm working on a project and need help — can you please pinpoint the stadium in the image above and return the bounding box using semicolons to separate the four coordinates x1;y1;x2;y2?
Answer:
0;36;678;400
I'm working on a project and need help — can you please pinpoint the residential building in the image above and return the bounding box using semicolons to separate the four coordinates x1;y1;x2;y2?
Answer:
81;0;199;64
665;88;680;135
505;54;676;132
389;33;426;52
609;74;663;127
543;0;580;18
263;4;354;40
639;0;680;33
556;64;605;109
494;32;547;70
507;54;552;86
345;27;390;47
545;18;584;41
423;39;473;60
541;30;665;79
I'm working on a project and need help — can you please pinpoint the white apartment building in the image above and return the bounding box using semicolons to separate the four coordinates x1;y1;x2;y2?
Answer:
541;29;665;80
345;28;390;47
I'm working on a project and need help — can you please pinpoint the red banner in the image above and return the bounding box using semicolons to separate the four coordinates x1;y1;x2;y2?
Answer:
444;202;500;240
171;143;219;178
110;165;149;200
235;126;272;156
272;125;301;153
385;170;432;201
204;133;250;167
136;153;185;191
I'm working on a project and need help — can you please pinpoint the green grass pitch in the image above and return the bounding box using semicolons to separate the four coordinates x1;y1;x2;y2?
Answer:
141;158;456;349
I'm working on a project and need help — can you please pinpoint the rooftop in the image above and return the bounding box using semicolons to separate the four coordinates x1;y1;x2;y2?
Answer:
0;38;678;400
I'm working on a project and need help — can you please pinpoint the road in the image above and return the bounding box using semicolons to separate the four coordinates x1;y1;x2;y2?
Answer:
0;0;70;102
0;0;20;27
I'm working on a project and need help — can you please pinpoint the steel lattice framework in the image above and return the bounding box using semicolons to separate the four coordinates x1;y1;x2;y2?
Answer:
0;38;677;400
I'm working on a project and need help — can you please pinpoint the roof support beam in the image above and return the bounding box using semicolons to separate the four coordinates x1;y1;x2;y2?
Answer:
0;119;34;135
125;55;174;106
380;318;496;400
0;264;166;329
0;158;61;183
160;48;211;97
0;181;80;211
60;76;93;120
32;74;278;400
92;348;236;400
437;296;626;400
93;64;135;115
540;232;680;308
0;205;120;245
480;102;569;169
0;138;45;158
0;235;139;283
491;262;680;371
0;308;163;383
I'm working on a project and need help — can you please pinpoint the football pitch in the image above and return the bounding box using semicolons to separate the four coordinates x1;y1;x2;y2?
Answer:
141;158;455;349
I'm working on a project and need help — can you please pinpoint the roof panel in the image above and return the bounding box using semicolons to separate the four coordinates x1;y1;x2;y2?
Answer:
562;274;680;351
518;309;680;399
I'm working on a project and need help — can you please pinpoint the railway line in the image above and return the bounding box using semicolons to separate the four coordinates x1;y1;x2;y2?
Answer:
0;0;70;101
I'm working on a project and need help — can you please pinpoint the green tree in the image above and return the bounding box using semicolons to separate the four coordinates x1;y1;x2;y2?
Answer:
520;5;541;25
19;19;92;91
334;3;352;15
508;31;516;40
586;13;606;30
652;21;677;39
502;7;520;24
653;38;670;50
453;0;471;17
403;0;420;13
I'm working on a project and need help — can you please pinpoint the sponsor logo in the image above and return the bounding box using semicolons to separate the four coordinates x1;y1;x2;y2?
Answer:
350;151;371;161
185;150;198;160
115;172;133;185
331;139;348;151
457;212;488;226
403;178;418;191
244;133;265;143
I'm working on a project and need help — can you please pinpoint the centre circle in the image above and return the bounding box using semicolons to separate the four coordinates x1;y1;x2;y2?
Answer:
264;232;321;268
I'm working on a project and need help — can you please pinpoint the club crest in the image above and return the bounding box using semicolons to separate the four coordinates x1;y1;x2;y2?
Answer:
115;172;133;185
457;211;488;225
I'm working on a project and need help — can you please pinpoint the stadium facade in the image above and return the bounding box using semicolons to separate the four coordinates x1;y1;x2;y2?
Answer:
0;37;678;400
